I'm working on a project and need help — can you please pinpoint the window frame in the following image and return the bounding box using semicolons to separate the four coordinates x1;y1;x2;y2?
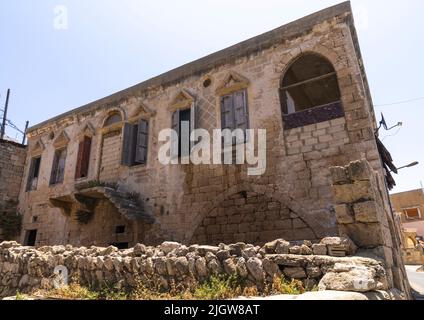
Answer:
75;135;93;180
121;118;150;167
50;147;67;186
220;89;250;146
280;54;344;130
403;207;421;221
26;155;42;192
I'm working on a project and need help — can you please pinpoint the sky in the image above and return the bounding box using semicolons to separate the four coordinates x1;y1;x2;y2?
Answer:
0;0;423;193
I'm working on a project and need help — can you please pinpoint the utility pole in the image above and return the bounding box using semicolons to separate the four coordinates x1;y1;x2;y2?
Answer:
22;121;29;145
0;89;10;140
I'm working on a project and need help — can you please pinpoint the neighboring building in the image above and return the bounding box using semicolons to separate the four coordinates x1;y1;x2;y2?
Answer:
0;139;27;242
391;189;424;265
15;2;390;248
391;189;424;238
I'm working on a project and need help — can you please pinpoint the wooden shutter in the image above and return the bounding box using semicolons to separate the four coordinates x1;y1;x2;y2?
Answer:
221;95;235;130
26;158;35;191
75;140;85;179
57;149;67;184
171;111;180;159
121;123;134;166
81;136;92;177
234;90;248;130
50;151;59;185
190;102;198;148
135;119;149;164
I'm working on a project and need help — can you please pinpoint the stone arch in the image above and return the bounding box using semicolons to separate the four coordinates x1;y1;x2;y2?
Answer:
277;48;345;130
188;182;326;245
101;107;127;128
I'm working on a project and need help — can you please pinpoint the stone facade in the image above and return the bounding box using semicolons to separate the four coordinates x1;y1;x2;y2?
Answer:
16;3;387;250
0;139;27;241
330;160;411;298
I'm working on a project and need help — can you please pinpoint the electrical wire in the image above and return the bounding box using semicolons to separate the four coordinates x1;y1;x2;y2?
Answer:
374;96;424;107
381;127;402;142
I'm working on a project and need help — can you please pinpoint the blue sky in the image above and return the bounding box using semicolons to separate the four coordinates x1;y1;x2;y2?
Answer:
0;0;423;193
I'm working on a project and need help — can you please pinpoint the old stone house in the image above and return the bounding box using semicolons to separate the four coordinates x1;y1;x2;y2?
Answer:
14;2;390;250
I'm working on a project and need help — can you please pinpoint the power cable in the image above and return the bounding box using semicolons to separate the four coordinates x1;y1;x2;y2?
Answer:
374;96;424;107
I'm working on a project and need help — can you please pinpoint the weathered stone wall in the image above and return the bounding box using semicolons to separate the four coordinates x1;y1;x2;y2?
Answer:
0;238;404;299
330;160;412;298
17;4;384;249
0;139;27;241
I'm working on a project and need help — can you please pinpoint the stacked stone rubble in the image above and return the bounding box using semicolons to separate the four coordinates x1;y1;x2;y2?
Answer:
0;239;396;299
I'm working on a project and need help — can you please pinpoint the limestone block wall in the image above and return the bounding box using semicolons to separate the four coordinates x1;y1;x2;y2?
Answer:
18;4;385;248
330;160;411;298
0;140;27;241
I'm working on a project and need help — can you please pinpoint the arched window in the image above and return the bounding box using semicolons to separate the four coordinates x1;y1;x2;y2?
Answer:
280;54;344;129
103;113;122;127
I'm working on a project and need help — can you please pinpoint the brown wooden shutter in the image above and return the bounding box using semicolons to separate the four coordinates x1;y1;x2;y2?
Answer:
75;140;85;179
81;136;92;177
121;123;133;166
135;119;149;164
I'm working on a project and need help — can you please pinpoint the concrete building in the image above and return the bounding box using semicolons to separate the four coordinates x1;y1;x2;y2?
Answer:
12;2;391;249
391;189;424;265
391;189;424;238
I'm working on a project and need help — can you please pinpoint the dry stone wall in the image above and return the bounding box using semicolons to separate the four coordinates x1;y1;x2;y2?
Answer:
0;238;402;299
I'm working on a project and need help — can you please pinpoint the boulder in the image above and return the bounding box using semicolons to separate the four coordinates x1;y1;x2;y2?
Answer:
216;250;231;261
160;242;181;254
197;245;219;256
283;267;307;279
133;244;146;256
246;257;265;282
100;246;118;256
312;244;327;256
320;237;357;256
175;257;189;275
195;257;208;278
289;246;301;255
318;263;388;293
262;258;281;278
223;258;237;275
236;258;249;278
275;240;290;254
300;245;313;255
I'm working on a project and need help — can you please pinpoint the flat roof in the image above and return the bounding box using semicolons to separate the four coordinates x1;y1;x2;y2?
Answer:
28;1;353;133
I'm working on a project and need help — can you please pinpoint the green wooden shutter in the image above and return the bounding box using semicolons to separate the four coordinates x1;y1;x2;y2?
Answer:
234;90;248;131
26;158;35;191
221;95;235;130
135;119;149;164
171;111;180;159
57;149;67;184
121;123;134;166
